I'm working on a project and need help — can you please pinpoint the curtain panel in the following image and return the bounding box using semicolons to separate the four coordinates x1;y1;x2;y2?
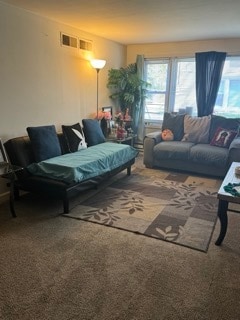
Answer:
135;54;145;142
195;51;226;117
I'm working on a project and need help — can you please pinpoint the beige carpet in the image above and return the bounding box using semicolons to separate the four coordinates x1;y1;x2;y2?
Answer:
0;155;240;320
63;167;219;252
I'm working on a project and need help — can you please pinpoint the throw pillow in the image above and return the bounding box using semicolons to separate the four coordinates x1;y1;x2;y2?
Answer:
82;119;106;146
209;115;240;142
62;123;87;152
210;127;237;148
27;125;62;162
161;129;174;141
162;112;185;141
182;115;211;143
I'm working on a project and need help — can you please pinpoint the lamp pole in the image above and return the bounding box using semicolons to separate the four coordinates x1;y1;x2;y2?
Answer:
96;68;100;119
90;59;106;119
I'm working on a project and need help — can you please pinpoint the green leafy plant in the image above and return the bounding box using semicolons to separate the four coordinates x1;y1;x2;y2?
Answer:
107;63;149;116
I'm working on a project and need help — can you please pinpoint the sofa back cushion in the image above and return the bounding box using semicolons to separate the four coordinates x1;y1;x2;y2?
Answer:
209;115;240;142
4;133;68;169
162;113;185;141
4;136;36;168
182;115;211;144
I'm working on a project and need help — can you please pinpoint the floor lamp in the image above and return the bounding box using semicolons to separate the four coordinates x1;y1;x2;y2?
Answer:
90;59;106;119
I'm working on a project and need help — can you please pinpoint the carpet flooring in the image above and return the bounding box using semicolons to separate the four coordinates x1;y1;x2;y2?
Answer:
1;156;240;320
64;167;219;252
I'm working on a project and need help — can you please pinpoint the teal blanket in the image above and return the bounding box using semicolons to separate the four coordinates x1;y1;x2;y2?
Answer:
27;142;138;183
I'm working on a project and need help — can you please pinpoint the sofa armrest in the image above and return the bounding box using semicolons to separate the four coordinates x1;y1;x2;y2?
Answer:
143;131;162;168
228;136;240;164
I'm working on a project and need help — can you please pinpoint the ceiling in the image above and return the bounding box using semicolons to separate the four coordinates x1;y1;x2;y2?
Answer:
1;0;240;45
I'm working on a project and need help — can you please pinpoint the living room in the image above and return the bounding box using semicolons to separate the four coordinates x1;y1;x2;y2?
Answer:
0;1;240;319
1;1;240;194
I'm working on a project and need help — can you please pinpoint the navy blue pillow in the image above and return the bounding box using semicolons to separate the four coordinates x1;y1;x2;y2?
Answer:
27;125;62;162
82;119;106;146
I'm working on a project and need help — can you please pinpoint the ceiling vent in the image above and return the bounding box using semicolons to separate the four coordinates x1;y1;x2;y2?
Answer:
60;33;78;48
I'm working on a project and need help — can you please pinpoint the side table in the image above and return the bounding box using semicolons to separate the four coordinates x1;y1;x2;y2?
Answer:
106;134;137;147
0;162;23;218
215;161;240;245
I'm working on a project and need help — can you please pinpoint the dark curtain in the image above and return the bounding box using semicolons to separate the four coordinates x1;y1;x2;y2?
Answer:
195;51;226;117
135;54;145;142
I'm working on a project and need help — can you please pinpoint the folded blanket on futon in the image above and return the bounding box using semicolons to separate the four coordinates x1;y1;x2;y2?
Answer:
27;142;138;183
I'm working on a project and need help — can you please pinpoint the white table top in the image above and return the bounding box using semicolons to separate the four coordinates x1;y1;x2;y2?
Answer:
218;162;240;203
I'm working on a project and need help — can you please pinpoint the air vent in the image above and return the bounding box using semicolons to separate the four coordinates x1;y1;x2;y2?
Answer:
60;32;93;59
79;38;93;52
60;33;78;48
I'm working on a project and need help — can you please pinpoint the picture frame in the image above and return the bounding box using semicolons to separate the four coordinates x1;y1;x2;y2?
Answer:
102;106;112;117
0;138;8;163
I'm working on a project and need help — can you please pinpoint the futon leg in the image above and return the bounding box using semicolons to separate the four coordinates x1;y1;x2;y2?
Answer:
127;166;131;176
63;198;69;214
14;186;20;200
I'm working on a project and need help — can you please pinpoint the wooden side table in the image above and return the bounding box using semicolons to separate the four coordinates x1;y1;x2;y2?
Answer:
0;162;23;218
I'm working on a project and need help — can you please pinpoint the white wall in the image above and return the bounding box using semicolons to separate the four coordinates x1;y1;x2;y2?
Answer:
0;2;126;197
0;2;126;141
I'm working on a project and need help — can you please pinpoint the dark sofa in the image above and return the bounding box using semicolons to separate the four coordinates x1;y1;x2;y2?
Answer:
4;121;138;213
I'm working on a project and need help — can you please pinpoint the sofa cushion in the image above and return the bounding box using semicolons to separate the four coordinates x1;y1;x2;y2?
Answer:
62;123;87;152
210;127;237;148
182;115;211;143
27;125;62;162
153;141;194;160
190;144;228;168
209;115;240;142
162;113;185;141
82;119;106;146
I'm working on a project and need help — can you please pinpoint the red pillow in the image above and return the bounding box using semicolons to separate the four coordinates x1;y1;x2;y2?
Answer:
210;127;237;148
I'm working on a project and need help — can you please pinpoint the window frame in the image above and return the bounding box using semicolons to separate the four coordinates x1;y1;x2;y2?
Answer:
144;55;240;123
144;57;197;124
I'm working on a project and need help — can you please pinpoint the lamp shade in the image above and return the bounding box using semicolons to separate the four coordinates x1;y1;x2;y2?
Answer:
90;59;106;70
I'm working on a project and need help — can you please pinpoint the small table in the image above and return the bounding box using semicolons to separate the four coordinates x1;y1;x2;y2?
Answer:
215;162;240;245
0;162;23;218
106;134;137;147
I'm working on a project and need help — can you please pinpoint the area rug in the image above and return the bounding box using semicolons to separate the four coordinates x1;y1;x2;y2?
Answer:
63;168;220;252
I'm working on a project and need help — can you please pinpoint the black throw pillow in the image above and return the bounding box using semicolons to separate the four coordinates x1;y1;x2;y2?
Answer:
162;112;185;141
62;123;87;152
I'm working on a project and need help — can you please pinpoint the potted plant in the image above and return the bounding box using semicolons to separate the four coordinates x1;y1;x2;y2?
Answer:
107;63;149;119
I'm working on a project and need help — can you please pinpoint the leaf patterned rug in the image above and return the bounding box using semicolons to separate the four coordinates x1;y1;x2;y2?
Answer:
63;168;221;252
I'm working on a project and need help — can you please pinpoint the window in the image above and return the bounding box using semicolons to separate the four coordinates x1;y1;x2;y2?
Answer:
173;59;196;116
145;60;169;122
214;56;240;118
145;58;196;124
145;56;240;123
